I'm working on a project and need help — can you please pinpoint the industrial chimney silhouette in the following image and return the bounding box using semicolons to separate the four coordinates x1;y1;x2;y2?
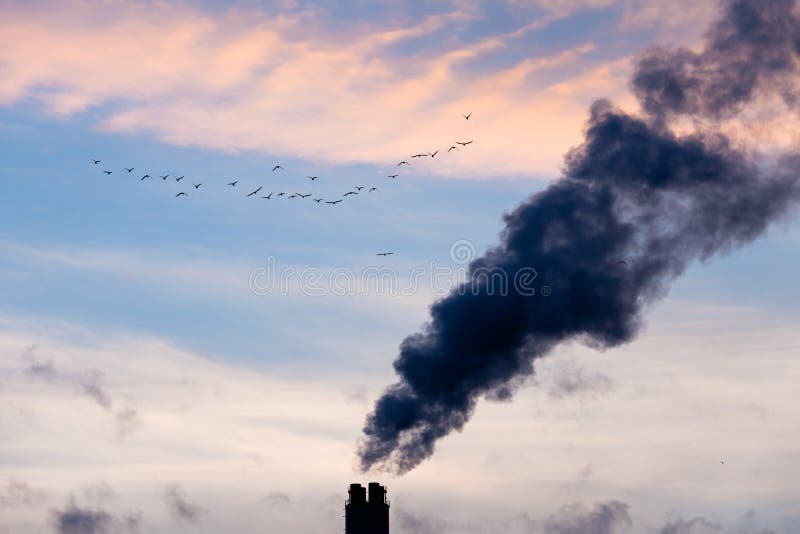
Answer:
345;482;389;534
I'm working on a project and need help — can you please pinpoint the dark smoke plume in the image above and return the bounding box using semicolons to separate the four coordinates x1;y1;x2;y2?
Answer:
358;0;800;474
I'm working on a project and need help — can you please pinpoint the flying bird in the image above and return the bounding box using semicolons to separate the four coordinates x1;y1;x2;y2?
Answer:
264;192;273;199
388;174;398;179
447;145;459;152
463;112;472;120
175;192;187;197
140;174;151;180
456;140;474;146
355;186;365;191
369;187;377;192
308;176;318;181
228;181;238;187
412;153;427;158
277;192;285;197
175;175;184;182
297;193;311;198
92;159;101;164
326;200;342;204
397;161;409;166
343;191;358;197
617;260;628;266
124;167;135;173
103;170;112;175
193;183;202;189
247;186;263;197
160;174;169;180
272;165;283;172
313;198;323;203
288;194;297;199
376;252;394;256
429;150;439;158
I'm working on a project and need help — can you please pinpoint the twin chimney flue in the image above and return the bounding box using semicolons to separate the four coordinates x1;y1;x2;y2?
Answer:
345;482;389;534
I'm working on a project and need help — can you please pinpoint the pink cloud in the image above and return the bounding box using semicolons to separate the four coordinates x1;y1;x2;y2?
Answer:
0;1;635;178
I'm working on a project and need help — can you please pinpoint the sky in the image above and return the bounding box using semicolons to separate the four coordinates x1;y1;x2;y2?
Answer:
1;1;799;533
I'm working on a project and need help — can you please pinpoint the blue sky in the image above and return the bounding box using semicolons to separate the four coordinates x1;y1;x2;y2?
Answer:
1;1;799;533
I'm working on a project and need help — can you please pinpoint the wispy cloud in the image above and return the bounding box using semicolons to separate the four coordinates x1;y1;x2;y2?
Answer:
0;1;632;178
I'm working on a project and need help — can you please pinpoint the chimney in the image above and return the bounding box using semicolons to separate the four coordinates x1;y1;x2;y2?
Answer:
345;482;389;534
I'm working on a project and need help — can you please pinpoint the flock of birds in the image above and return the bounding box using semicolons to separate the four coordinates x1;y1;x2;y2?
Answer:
89;113;476;256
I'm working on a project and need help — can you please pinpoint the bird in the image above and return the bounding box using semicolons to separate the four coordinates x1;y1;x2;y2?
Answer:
175;192;188;197
355;186;365;191
412;153;427;158
228;180;238;187
92;159;101;164
264;192;273;199
297;193;311;198
193;183;202;189
447;145;459;152
175;175;184;182
369;187;377;192
388;174;398;179
307;176;318;181
140;174;151;181
720;460;725;465
617;260;628;266
313;198;323;203
343;191;358;197
277;192;285;197
397;161;409;166
272;165;283;172
376;252;394;256
247;186;263;197
103;170;112;175
429;150;439;158
463;112;472;120
160;174;169;180
456;140;474;146
124;167;135;173
288;194;297;199
326;200;342;204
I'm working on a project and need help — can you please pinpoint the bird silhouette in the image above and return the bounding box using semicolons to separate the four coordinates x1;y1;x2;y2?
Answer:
447;145;459;152
288;194;297;199
124;167;135;173
308;176;318;181
297;193;311;198
175;175;184;182
456;140;474;146
369;187;377;192
277;192;285;197
272;165;283;172
463;112;472;120
92;159;101;164
397;161;409;166
412;153;427;158
388;174;398;179
247;186;263;197
313;198;323;203
103;170;112;175
343;191;358;197
228;181;238;187
429;150;439;158
355;186;364;191
326;200;342;204
264;192;273;199
376;252;394;256
175;192;188;197
193;183;202;189
141;174;151;181
160;174;169;180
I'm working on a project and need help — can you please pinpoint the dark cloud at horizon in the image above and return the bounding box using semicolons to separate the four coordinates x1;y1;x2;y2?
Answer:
358;0;800;474
49;499;141;534
542;500;631;534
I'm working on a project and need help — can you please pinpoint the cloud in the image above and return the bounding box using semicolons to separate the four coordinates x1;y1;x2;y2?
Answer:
163;485;204;524
79;370;112;411
0;0;631;178
114;408;142;439
0;479;47;507
545;362;615;399
660;517;723;534
542;500;632;534
262;492;291;508
49;500;142;534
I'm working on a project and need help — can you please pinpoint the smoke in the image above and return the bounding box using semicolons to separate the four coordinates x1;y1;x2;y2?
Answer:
542;500;632;534
358;0;800;474
163;484;204;524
